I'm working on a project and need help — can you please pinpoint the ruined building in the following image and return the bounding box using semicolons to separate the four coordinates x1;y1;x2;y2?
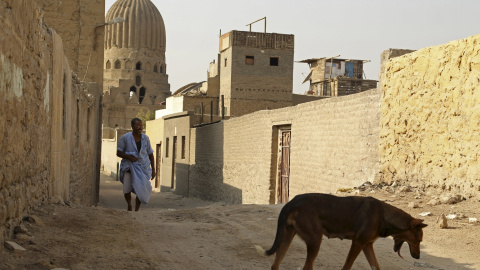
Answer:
300;57;377;97
102;0;170;128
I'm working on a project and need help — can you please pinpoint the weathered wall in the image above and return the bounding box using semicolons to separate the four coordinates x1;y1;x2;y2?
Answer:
146;118;164;190
161;112;203;195
0;0;102;242
101;128;130;179
219;31;294;117
380;35;480;198
38;0;105;88
189;89;381;204
0;0;53;243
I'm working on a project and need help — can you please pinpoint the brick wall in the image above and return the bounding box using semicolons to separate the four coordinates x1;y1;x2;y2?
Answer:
189;89;381;204
380;35;480;198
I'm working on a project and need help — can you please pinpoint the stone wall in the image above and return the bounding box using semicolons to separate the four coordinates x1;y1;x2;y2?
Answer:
0;0;53;243
0;0;102;241
380;34;480;198
189;89;381;204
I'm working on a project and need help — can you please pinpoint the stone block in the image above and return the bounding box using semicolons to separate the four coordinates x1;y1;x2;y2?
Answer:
14;225;28;234
4;241;26;252
26;215;46;227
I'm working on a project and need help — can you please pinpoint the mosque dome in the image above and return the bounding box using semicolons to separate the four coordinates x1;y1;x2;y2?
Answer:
102;0;170;129
105;0;166;52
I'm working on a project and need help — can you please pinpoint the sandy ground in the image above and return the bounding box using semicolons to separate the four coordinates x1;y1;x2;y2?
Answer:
1;173;479;270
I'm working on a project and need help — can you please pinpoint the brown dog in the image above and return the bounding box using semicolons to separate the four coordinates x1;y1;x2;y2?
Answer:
255;193;427;270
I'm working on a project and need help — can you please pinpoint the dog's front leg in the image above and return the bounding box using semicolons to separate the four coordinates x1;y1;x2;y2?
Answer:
362;242;380;270
341;241;363;270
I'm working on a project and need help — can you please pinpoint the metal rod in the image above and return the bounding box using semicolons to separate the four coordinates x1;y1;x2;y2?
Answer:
246;17;267;32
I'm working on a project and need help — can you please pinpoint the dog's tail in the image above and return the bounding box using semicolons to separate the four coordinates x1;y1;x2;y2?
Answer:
254;245;267;256
255;202;293;257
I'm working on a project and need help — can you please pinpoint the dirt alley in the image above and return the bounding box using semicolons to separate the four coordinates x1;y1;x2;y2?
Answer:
1;173;479;270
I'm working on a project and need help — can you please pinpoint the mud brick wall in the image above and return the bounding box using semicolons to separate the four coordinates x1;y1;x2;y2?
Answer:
189;89;381;204
380;34;480;198
0;0;103;241
0;0;54;240
38;0;105;88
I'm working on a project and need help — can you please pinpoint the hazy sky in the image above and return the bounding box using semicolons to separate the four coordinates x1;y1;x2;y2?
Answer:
105;0;479;94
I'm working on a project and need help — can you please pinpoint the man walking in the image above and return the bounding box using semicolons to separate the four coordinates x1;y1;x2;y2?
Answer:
117;118;156;211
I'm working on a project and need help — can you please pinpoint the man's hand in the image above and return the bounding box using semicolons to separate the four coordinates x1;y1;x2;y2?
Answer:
151;170;156;180
129;155;138;162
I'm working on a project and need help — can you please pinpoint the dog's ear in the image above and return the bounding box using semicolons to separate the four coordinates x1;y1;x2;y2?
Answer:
411;219;428;229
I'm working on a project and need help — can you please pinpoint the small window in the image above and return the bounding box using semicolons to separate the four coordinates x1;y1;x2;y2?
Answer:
245;55;254;65
224;58;227;67
165;138;169;157
106;60;111;69
139;87;146;104
129;86;136;98
135;75;142;86
114;60;121;69
181;136;186;159
270;57;279;66
136;62;142;70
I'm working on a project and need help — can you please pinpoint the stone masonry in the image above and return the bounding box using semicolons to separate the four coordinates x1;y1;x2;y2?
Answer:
380;34;480;198
0;0;104;242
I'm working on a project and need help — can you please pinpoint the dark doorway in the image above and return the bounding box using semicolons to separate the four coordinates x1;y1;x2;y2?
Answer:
171;136;177;189
155;143;161;189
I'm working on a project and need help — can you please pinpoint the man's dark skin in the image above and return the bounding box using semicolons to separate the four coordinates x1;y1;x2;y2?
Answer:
116;120;155;211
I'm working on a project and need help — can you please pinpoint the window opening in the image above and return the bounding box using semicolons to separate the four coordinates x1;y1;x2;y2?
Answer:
165;138;169;157
129;86;136;98
136;62;142;70
114;60;121;69
135;75;142;86
62;74;66;139
139;87;146;104
270;57;279;66
87;108;91;142
245;55;254;65
181;136;186;159
106;60;111;69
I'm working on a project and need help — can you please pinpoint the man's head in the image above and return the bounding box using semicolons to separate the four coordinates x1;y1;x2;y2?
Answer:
131;118;143;135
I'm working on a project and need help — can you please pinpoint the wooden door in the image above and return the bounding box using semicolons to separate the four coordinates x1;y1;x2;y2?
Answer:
278;130;291;203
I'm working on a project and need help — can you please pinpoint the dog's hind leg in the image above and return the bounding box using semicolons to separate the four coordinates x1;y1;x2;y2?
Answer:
301;235;321;270
295;219;322;270
362;243;380;270
341;241;363;270
271;227;295;270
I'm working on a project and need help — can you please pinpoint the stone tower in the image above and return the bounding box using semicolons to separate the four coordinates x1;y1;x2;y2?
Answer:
103;0;170;128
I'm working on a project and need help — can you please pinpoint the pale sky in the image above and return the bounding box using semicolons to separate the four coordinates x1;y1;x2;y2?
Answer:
105;0;479;94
